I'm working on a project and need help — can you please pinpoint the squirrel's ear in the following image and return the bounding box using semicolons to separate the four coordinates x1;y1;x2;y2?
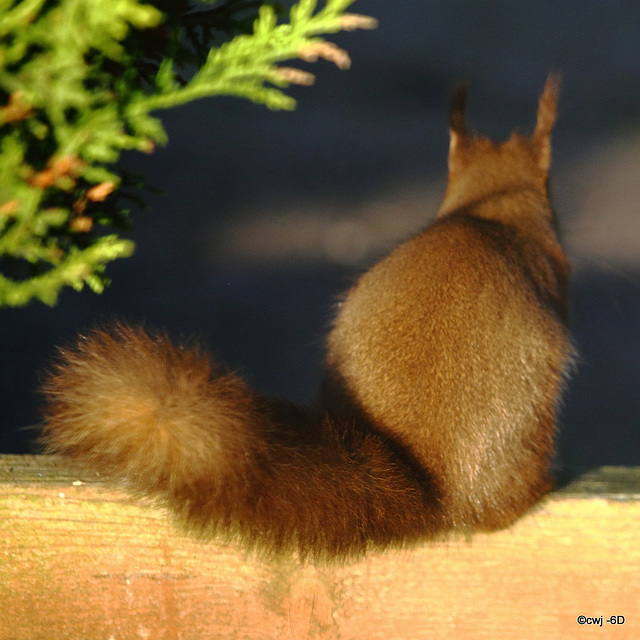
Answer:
448;84;469;171
532;74;560;172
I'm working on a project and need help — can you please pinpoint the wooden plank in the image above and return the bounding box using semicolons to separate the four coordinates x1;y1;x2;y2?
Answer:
1;455;639;640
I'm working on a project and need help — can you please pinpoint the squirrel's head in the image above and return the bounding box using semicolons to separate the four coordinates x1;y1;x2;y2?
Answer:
439;75;559;217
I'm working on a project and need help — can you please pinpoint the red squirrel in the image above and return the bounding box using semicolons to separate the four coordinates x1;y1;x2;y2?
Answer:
42;76;572;560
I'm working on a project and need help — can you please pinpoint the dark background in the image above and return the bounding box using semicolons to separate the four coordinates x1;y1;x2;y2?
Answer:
3;1;639;478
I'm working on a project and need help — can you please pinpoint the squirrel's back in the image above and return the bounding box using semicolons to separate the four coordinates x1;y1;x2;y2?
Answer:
323;78;570;528
42;76;572;560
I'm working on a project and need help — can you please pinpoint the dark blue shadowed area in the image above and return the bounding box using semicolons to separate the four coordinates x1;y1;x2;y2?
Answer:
3;2;639;479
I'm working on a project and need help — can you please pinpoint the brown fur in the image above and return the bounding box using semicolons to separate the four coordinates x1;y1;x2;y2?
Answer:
42;76;572;560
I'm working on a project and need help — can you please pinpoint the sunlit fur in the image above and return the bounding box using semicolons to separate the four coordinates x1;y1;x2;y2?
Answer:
42;76;572;561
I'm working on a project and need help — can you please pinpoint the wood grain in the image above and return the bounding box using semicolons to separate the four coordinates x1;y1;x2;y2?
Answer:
1;456;638;639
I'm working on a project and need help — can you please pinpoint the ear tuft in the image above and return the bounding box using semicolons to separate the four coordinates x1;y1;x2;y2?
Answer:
449;84;468;137
533;74;560;171
448;84;469;166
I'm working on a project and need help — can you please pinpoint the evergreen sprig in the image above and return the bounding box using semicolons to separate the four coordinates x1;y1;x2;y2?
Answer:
0;0;376;307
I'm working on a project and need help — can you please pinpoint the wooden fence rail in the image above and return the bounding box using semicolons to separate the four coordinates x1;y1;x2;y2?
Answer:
1;455;639;639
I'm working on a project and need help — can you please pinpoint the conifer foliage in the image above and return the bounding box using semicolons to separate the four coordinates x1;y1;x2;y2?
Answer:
0;0;376;306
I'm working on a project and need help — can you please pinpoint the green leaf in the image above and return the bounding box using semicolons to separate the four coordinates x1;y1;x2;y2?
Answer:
290;0;317;25
254;4;277;35
155;58;179;94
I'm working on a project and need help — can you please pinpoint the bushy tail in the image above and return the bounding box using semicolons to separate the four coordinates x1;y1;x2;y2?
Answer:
42;325;438;560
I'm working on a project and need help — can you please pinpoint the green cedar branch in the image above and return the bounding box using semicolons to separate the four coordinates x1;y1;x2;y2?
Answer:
0;0;376;307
